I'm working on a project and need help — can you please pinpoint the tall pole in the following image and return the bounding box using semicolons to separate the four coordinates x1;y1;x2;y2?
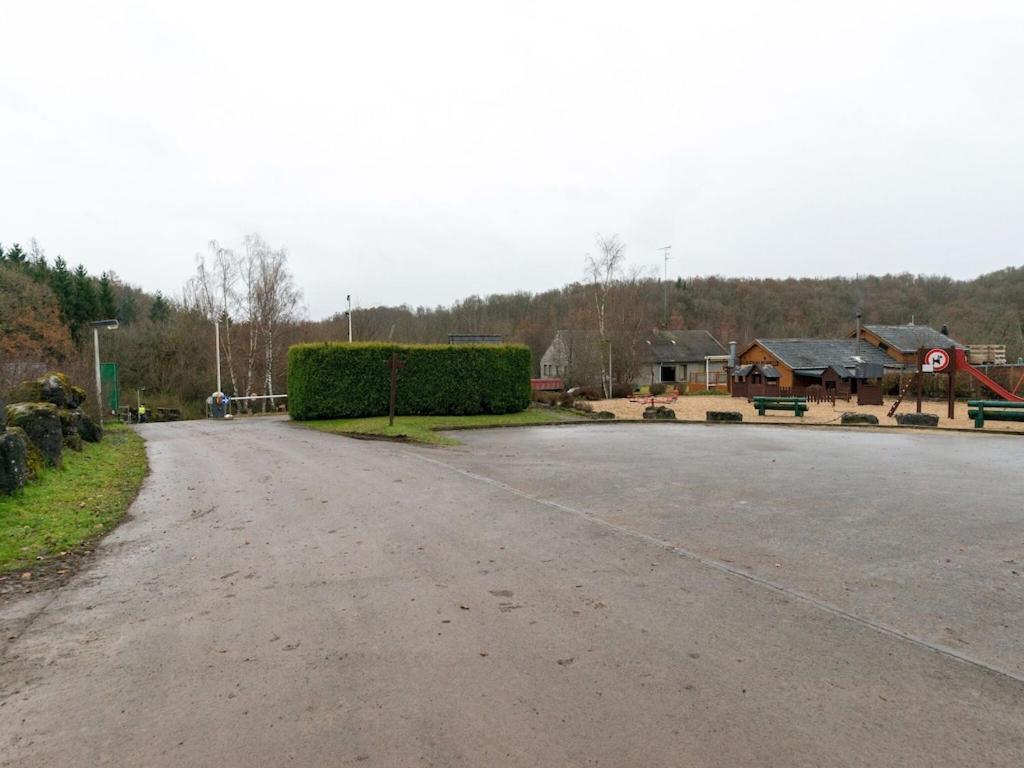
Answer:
347;294;353;343
93;326;103;423
214;320;222;394
658;245;672;327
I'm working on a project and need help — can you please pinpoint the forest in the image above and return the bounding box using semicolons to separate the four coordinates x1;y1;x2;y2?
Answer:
2;234;1023;415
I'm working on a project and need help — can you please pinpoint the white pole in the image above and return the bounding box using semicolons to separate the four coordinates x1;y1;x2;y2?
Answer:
347;294;353;342
706;357;710;391
214;320;222;394
94;326;103;423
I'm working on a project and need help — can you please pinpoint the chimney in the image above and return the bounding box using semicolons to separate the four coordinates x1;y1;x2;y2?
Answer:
856;312;862;357
728;341;737;368
940;324;949;336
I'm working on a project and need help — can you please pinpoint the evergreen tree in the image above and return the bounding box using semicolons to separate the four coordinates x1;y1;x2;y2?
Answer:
98;272;117;318
149;291;171;322
49;257;74;328
6;243;26;265
118;289;138;324
0;243;5;263
71;264;98;338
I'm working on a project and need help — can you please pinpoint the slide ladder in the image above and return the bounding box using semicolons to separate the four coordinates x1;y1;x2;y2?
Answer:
954;349;1024;402
887;372;920;417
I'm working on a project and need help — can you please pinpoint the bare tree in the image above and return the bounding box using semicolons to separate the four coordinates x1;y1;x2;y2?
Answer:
183;242;241;395
251;238;302;408
585;235;625;397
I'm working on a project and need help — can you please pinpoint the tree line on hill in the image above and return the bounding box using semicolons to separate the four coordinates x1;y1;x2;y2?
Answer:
3;233;1023;411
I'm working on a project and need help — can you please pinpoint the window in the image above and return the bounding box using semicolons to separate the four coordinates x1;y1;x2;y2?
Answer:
660;365;676;382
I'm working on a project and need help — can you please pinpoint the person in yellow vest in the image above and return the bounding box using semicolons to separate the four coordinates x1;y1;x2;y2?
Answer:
138;404;147;423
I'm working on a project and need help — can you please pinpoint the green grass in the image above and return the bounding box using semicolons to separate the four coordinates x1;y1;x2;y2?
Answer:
300;407;585;445
0;423;147;573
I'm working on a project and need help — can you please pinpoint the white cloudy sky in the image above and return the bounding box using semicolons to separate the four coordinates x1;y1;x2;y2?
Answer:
2;1;1022;318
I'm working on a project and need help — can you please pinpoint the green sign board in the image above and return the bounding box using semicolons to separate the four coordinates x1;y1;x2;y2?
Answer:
100;362;119;413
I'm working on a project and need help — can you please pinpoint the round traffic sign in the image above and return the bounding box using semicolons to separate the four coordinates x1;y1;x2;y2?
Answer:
926;348;950;371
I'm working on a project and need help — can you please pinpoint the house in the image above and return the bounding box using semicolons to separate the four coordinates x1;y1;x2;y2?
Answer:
539;330;602;381
737;338;901;391
850;324;963;366
635;330;728;388
539;329;727;388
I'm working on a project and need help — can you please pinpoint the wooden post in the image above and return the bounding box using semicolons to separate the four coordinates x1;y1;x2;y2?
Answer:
916;348;924;413
387;352;405;427
948;347;956;420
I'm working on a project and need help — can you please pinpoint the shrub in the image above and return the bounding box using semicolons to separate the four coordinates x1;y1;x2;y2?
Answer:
650;383;667;396
576;385;602;401
288;342;532;420
532;391;561;406
611;383;634;398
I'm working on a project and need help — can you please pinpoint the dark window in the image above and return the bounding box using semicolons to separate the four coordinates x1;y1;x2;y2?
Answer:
660;365;676;382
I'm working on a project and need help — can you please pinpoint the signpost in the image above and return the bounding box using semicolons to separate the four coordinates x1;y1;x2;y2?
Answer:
386;352;405;427
917;347;956;419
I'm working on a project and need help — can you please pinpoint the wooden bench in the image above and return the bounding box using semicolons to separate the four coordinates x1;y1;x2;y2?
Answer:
967;400;1024;428
156;407;182;422
752;396;808;417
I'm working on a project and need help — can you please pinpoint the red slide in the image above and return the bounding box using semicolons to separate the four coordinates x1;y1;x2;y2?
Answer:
954;349;1024;401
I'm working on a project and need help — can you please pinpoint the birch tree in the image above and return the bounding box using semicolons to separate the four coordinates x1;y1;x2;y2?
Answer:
585;235;625;397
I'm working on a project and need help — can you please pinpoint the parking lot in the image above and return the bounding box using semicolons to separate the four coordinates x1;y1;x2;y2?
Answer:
2;418;1022;767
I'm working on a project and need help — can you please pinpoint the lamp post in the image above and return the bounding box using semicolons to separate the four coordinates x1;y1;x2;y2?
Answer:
346;294;353;342
213;319;222;394
89;319;119;423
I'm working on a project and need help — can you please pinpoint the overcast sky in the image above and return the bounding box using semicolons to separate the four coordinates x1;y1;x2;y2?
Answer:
2;2;1022;319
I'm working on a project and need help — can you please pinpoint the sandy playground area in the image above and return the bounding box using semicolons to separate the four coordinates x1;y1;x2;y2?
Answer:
589;394;1024;433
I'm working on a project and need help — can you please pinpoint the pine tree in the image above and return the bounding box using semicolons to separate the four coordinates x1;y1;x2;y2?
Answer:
71;265;98;337
98;272;117;319
49;257;74;328
118;290;138;324
149;291;171;322
6;243;26;265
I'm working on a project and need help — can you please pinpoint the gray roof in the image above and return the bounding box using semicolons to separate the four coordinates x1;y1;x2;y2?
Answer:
752;338;902;374
641;330;726;364
734;363;781;379
858;324;963;353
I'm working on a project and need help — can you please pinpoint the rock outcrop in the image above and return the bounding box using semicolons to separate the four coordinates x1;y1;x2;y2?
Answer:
0;426;30;494
5;402;64;468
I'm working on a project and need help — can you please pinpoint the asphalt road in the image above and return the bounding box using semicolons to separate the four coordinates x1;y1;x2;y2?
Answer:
1;418;1022;767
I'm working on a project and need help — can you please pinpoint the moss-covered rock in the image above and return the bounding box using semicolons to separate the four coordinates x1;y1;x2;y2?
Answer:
10;372;86;410
706;411;743;422
0;426;29;494
5;402;63;468
77;411;103;443
895;412;939;427
841;412;879;426
643;405;677;420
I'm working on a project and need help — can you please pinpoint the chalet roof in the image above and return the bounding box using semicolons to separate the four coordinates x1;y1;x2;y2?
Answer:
751;338;901;375
858;324;964;353
642;330;726;364
734;363;781;379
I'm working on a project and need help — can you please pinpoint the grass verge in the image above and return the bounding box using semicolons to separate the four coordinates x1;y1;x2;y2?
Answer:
0;423;147;573
300;406;586;445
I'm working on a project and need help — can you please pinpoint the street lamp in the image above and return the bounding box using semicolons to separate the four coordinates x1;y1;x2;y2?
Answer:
89;319;119;423
136;386;146;422
346;294;353;342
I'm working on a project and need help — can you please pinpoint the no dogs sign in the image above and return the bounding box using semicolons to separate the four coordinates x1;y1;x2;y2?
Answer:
925;348;950;372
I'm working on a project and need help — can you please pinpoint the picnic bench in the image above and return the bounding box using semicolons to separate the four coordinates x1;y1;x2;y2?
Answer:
752;395;808;417
967;400;1024;428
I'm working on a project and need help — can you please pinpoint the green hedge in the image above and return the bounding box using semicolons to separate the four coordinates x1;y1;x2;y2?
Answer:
287;342;532;420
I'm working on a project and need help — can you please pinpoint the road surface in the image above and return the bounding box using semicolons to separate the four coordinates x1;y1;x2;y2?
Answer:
2;418;1022;766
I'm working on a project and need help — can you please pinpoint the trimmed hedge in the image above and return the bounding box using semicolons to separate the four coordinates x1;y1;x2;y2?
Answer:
288;342;532;420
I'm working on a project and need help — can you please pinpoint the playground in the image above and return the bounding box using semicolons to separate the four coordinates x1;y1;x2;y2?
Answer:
590;393;1024;431
593;346;1024;432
